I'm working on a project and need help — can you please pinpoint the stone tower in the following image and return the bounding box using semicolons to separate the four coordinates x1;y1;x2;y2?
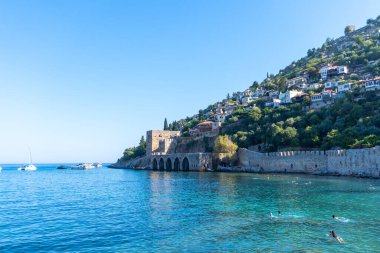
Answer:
146;130;180;156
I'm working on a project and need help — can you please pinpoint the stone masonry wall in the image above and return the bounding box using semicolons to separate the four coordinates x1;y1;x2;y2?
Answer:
149;153;213;171
239;149;327;174
238;146;380;178
146;130;180;155
174;136;217;154
326;146;380;177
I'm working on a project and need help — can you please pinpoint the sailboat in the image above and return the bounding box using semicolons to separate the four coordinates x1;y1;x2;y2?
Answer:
18;147;37;171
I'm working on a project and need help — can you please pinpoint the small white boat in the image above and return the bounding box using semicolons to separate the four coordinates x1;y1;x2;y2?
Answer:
93;162;102;168
18;164;37;171
19;147;37;171
71;163;95;170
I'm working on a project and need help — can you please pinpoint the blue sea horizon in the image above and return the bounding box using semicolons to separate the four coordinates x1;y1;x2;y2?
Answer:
0;165;379;252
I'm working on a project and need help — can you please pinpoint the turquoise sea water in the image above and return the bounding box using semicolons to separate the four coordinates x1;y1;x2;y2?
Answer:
0;165;379;252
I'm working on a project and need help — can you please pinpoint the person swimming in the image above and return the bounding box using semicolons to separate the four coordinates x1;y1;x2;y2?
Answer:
332;214;344;220
278;211;283;216
329;230;344;243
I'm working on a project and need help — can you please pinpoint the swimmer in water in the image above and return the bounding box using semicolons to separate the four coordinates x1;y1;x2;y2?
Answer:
332;215;343;221
329;230;344;243
270;212;275;218
278;211;283;216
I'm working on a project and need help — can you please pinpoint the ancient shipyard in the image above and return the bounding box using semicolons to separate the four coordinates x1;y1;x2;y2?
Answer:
146;130;215;171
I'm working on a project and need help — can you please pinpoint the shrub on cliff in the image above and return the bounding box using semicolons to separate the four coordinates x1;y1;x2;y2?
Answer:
121;136;146;161
214;135;238;156
350;134;380;148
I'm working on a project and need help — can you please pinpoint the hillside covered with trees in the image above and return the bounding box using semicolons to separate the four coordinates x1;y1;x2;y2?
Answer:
221;89;380;151
169;16;380;152
121;16;380;161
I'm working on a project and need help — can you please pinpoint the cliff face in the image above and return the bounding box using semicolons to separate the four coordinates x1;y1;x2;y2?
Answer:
174;136;217;154
109;156;150;169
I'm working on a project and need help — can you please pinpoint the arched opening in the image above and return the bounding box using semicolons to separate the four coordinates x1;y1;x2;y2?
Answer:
174;158;180;171
182;157;189;171
159;158;165;171
166;158;172;171
152;159;158;170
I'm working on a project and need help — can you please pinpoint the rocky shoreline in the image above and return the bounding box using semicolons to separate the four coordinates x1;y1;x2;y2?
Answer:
215;165;380;179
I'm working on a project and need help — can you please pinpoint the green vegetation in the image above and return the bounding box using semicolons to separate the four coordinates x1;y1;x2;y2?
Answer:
164;118;168;130
344;25;355;35
171;16;380;152
276;16;380;81
222;89;380;151
214;135;238;158
121;136;146;161
119;17;380;161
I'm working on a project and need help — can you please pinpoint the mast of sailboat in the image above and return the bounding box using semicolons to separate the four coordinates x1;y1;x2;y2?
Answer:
28;146;33;164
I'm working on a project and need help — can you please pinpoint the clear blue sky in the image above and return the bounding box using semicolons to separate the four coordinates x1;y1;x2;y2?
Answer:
0;0;379;163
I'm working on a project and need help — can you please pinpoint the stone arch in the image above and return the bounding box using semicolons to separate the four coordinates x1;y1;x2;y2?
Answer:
182;157;189;171
159;158;165;171
152;159;158;170
174;158;180;171
166;158;172;171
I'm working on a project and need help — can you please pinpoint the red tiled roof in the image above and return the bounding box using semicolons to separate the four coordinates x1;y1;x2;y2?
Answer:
198;121;214;126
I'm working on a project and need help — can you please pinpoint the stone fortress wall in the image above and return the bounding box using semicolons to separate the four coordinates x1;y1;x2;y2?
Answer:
326;147;380;177
150;153;213;172
115;130;380;178
146;130;216;155
238;146;380;178
146;130;180;155
144;130;217;171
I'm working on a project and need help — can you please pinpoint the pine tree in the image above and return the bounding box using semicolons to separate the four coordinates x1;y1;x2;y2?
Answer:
139;136;145;146
164;118;168;130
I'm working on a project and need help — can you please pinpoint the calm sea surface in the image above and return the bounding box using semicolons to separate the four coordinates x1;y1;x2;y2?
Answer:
0;164;379;252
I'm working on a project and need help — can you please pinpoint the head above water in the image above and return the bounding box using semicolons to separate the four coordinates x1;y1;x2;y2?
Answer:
332;215;335;219
330;230;337;237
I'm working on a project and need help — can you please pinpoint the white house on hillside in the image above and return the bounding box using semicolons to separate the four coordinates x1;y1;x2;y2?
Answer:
337;83;353;92
324;81;339;89
265;98;281;108
268;90;279;98
254;87;266;97
215;107;223;114
287;76;307;88
320;65;348;80
243;89;253;97
212;121;222;131
242;96;254;104
365;77;380;91
215;114;226;122
307;83;321;89
311;93;323;102
310;90;335;105
279;90;303;104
